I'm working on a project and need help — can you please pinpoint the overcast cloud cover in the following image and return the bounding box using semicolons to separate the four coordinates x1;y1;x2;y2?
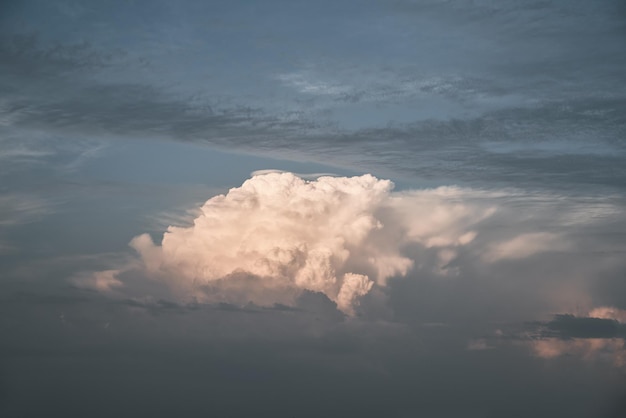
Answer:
1;1;626;417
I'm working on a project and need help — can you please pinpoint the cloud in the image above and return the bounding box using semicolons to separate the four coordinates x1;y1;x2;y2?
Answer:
3;27;624;196
544;314;625;339
71;270;124;292
528;307;626;368
0;194;55;227
81;171;625;317
589;307;626;323
275;72;352;96
482;232;569;263
2;2;625;200
532;338;626;367
250;169;337;180
124;172;494;314
467;339;494;351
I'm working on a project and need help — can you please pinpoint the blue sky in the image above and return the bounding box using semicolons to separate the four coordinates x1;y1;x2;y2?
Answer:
1;1;626;417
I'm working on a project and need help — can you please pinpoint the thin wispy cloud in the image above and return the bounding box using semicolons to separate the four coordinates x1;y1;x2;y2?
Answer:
0;194;56;227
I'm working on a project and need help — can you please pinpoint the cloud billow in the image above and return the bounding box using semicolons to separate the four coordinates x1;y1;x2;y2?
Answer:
128;172;490;314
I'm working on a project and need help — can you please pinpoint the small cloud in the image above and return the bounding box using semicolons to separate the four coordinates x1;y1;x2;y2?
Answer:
482;232;569;263
545;314;624;339
275;72;352;96
527;307;626;368
250;169;337;179
0;194;55;227
589;306;626;323
71;270;124;292
531;337;626;368
467;339;494;351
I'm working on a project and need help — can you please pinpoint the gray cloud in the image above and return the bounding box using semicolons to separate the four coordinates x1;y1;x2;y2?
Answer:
1;279;624;418
5;75;624;193
537;314;626;340
1;1;624;194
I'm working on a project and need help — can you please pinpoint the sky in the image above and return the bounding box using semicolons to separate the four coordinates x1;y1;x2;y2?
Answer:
1;0;626;416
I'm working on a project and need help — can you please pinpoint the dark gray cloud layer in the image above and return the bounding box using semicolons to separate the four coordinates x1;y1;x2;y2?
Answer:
535;314;626;339
1;285;625;418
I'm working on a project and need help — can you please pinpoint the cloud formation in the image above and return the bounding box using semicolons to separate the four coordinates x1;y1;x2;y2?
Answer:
128;172;492;314
482;232;568;263
529;307;626;368
77;170;625;321
2;2;625;195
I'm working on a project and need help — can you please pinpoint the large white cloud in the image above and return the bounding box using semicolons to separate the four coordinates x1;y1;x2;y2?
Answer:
80;172;623;317
127;172;492;314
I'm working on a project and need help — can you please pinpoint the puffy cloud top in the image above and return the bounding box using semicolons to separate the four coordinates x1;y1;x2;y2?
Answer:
129;172;486;314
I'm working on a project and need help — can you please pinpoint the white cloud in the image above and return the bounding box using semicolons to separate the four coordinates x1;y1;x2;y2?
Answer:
250;169;337;180
71;269;124;292
482;232;569;263
85;172;623;316
126;172;493;314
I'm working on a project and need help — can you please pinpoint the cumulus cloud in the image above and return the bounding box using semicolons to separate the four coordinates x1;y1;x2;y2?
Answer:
81;172;623;317
125;172;493;314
